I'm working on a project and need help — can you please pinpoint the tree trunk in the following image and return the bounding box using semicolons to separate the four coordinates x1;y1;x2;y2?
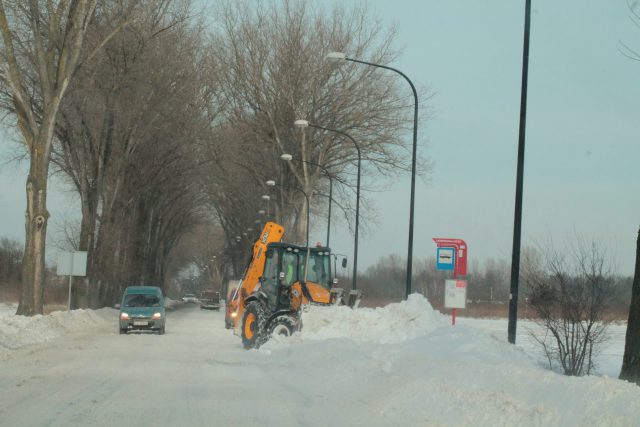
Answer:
16;153;49;316
620;228;640;384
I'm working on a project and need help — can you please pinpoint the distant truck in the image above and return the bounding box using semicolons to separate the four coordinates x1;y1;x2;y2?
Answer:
199;289;221;310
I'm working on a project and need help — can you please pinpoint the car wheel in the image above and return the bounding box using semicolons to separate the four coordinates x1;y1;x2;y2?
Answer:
241;301;267;349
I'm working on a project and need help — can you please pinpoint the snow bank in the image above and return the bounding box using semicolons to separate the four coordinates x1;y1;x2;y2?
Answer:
0;302;18;318
257;295;640;426
164;297;180;310
300;293;446;343
0;308;114;360
263;293;446;351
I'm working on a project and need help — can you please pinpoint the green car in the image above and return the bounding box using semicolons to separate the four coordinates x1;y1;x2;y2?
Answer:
118;286;166;335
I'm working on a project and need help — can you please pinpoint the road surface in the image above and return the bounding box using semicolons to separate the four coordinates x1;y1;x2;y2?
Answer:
0;304;314;426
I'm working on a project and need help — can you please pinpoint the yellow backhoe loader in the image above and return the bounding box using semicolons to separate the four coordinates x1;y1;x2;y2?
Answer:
226;221;360;348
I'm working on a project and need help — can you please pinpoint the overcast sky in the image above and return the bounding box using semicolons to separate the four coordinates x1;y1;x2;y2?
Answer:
1;0;639;276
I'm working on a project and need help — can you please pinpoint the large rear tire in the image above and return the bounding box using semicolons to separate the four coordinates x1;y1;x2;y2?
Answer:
241;301;267;349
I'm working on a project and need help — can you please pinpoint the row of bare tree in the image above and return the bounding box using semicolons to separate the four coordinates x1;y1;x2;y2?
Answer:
1;0;424;313
358;247;633;309
358;240;640;381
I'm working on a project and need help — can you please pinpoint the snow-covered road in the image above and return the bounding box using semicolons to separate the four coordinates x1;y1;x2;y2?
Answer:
1;297;639;427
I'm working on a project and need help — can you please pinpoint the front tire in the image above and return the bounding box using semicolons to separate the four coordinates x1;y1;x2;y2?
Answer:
241;301;266;349
268;315;299;338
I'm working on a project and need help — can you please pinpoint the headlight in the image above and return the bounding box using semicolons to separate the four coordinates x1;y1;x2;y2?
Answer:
120;312;130;320
153;312;162;319
231;312;237;318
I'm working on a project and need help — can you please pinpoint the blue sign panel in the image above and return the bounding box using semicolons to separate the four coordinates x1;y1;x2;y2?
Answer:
436;247;455;271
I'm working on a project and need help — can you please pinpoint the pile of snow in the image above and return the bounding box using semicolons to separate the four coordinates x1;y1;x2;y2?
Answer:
0;307;114;360
0;302;17;318
164;297;180;310
297;293;446;343
257;295;640;425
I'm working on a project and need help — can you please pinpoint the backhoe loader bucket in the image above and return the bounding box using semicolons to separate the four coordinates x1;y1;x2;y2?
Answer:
346;290;362;308
329;288;344;305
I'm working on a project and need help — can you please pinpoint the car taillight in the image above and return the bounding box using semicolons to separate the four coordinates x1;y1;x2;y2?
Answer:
120;312;130;320
153;312;162;319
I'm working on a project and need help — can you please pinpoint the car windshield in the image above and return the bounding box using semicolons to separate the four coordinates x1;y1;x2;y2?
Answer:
123;294;161;308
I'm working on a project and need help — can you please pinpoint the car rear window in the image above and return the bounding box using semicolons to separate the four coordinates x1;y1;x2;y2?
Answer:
123;294;161;308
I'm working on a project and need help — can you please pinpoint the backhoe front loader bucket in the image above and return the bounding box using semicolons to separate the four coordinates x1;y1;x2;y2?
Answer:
329;288;344;305
346;290;362;308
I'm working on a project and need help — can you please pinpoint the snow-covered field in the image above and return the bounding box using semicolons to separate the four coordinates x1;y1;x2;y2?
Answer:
0;295;638;426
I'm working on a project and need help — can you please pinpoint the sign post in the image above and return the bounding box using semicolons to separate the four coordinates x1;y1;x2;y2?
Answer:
57;251;88;311
433;238;468;326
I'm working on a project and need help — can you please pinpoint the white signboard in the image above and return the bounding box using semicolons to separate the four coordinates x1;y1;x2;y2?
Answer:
444;279;467;309
438;248;456;270
57;251;88;277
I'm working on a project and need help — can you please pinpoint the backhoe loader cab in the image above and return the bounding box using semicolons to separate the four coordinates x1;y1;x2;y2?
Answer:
240;242;343;349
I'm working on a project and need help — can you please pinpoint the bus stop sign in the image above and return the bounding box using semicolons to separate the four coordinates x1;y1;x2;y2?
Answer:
432;238;467;277
436;247;455;271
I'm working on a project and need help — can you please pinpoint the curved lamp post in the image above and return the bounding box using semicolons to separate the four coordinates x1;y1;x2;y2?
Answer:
294;119;361;291
280;153;333;248
327;51;418;299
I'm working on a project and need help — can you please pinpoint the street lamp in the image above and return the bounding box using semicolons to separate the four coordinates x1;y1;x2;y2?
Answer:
326;51;418;300
281;153;333;247
261;195;271;218
265;179;310;248
294;119;361;291
508;0;532;345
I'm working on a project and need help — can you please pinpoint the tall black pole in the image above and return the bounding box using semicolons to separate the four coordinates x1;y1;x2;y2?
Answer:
508;0;532;345
308;124;360;291
343;58;418;299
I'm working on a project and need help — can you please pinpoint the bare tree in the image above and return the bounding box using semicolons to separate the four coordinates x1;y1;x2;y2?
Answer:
620;0;640;61
0;0;137;315
208;0;430;242
620;227;640;384
49;0;213;307
522;240;616;376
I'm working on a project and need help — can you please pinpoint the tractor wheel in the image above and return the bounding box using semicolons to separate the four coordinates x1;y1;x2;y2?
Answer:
269;315;299;338
241;301;267;349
